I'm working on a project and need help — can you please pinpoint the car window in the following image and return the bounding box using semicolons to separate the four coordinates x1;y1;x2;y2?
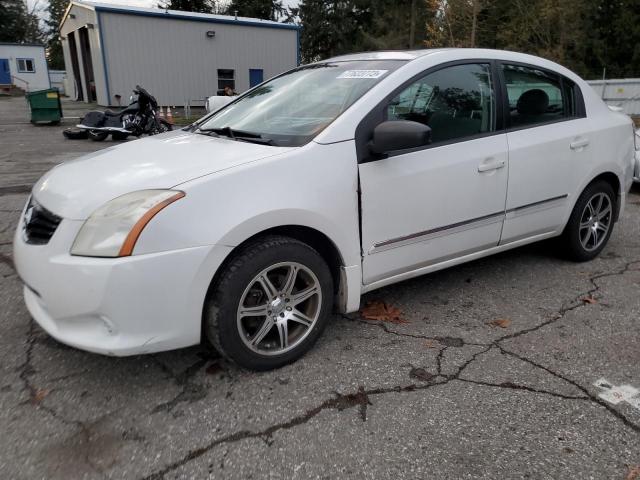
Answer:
502;64;575;128
386;63;495;144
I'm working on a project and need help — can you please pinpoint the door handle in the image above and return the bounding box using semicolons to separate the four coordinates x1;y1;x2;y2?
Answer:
477;158;506;172
570;138;590;150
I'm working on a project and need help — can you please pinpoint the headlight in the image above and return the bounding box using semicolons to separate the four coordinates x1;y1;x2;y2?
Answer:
71;190;185;257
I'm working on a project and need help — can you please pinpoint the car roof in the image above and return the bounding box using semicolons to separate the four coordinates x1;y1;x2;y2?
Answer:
324;49;452;62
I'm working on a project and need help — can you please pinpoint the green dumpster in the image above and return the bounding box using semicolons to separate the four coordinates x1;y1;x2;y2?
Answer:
25;88;63;124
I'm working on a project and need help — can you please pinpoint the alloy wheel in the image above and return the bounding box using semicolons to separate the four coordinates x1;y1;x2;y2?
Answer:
579;192;612;252
236;262;322;356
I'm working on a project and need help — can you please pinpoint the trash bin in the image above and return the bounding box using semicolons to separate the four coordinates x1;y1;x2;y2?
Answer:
25;88;63;124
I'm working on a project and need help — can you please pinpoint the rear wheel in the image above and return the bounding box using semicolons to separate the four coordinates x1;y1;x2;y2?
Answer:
561;180;616;261
111;131;129;141
204;236;333;370
88;130;108;141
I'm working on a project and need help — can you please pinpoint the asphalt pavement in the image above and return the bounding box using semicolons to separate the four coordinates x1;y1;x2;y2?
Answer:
1;95;639;479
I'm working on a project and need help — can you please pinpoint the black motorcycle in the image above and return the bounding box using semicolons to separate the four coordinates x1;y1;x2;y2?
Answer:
77;85;172;141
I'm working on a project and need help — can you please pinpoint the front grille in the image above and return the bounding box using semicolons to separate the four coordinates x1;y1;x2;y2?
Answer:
23;198;61;245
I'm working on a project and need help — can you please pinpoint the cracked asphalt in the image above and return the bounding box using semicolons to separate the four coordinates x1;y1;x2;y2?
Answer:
1;96;639;479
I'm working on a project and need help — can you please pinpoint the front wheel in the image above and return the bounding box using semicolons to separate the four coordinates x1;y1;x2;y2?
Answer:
150;119;173;135
88;130;108;141
204;236;333;370
561;180;616;261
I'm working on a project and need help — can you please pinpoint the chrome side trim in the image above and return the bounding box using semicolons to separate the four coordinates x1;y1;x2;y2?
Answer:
368;194;568;255
505;194;568;219
369;211;504;254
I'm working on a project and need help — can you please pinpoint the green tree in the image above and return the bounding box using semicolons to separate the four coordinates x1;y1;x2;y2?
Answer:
225;0;285;20
0;0;43;43
159;0;212;13
45;0;67;69
297;0;439;62
582;0;640;78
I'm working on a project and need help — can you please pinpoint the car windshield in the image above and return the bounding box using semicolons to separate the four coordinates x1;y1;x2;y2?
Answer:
197;60;406;147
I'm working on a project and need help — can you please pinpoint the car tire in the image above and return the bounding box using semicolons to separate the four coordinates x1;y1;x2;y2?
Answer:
561;180;616;262
88;130;109;141
204;235;334;370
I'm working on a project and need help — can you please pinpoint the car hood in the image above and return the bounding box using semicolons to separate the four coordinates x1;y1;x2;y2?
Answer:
32;131;290;219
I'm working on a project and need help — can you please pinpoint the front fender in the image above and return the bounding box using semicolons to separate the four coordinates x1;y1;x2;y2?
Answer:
133;141;362;269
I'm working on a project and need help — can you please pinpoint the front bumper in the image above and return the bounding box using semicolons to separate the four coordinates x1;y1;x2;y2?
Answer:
13;212;232;356
634;150;640;182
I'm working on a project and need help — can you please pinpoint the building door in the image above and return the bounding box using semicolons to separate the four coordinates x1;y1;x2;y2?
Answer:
249;69;263;88
68;32;84;101
0;59;10;84
78;27;96;102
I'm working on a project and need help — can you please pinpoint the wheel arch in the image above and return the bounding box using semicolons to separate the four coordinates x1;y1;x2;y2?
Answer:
202;224;350;341
587;171;622;221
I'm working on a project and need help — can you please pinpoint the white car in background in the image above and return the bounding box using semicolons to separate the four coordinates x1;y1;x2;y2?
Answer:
635;128;640;181
205;95;235;114
14;49;636;370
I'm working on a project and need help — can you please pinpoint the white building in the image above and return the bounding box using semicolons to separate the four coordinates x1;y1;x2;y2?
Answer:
0;43;51;92
59;0;300;106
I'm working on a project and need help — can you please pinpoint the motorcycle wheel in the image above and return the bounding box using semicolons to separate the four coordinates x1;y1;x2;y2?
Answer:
154;119;173;134
112;132;130;141
88;130;109;142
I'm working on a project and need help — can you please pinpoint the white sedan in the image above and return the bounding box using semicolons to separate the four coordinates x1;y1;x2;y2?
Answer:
14;49;636;370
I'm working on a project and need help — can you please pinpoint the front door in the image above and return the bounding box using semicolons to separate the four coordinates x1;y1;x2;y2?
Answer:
249;69;264;88
359;62;509;285
0;59;10;84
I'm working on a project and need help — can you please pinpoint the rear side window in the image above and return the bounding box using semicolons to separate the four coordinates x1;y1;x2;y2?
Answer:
502;64;577;128
387;63;495;144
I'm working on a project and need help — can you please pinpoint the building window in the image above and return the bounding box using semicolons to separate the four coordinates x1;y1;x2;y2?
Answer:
17;58;35;73
217;69;235;92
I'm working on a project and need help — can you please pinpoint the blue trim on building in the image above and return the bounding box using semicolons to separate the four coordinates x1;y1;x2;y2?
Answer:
96;11;112;105
93;6;300;31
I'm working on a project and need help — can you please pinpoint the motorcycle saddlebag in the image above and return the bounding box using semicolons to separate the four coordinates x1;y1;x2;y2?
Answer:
80;110;106;128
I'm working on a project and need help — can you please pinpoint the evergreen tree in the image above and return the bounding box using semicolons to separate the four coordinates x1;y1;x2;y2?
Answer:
45;0;67;69
225;0;285;21
582;0;640;78
0;0;43;43
159;0;212;13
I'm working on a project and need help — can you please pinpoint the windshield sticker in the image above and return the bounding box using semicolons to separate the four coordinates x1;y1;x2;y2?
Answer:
337;70;389;79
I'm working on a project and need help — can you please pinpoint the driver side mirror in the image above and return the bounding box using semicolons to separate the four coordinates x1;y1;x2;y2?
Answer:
369;120;432;155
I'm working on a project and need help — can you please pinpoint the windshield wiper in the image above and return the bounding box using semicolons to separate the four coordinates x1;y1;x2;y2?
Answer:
197;126;274;145
198;126;259;138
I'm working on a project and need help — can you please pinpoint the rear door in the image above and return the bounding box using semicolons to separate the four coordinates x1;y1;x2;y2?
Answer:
499;63;591;244
358;62;509;285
